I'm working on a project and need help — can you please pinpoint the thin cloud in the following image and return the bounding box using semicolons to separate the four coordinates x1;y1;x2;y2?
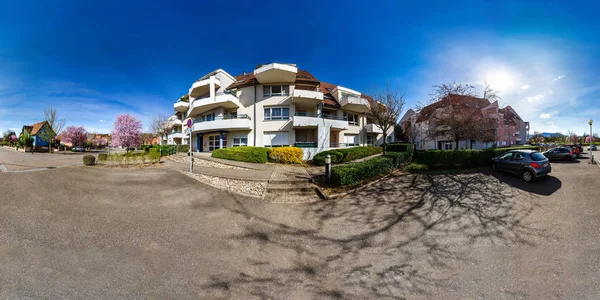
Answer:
540;113;552;119
553;75;566;81
99;120;105;123
526;94;544;103
521;85;530;90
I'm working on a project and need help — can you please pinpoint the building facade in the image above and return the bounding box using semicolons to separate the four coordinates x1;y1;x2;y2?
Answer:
401;96;529;150
167;63;393;159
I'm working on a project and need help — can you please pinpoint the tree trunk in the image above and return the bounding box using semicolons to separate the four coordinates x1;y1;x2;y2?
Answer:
455;140;459;150
382;133;387;155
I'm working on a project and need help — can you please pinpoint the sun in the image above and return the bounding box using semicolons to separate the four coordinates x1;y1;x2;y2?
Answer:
484;69;516;93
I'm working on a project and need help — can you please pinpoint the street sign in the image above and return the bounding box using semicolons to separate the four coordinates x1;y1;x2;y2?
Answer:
186;118;193;128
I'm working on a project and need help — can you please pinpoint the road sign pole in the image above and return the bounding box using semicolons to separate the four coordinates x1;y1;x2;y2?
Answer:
187;118;193;174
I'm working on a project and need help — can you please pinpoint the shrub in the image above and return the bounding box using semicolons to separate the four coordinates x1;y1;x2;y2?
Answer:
414;146;540;170
149;148;161;163
141;154;148;164
386;143;414;153
83;155;96;166
175;144;190;153
269;147;303;164
212;147;270;163
313;146;383;166
98;153;108;162
331;156;394;186
406;163;429;171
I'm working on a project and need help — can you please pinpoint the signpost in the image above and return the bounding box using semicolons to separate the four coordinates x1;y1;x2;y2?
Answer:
187;118;193;173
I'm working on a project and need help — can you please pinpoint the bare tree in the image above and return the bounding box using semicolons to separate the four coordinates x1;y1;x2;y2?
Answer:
422;81;500;149
148;115;170;139
368;84;406;155
41;106;65;153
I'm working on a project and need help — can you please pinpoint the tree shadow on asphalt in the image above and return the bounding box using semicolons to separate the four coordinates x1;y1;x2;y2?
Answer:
202;171;550;299
489;171;561;196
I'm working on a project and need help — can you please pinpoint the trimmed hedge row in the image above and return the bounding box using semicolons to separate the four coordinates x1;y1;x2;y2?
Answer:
212;147;271;163
385;143;414;153
313;146;383;166
414;146;540;169
331;151;412;186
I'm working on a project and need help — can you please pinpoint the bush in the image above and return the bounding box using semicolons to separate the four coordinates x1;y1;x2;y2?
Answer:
83;155;96;166
269;147;303;164
385;143;414;153
414;146;540;170
331;156;394;186
175;144;190;153
149;148;161;163
98;153;108;162
313;146;382;166
406;163;429;171
212;147;270;163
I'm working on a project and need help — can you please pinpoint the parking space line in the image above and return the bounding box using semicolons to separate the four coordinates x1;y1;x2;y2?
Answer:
0;164;7;172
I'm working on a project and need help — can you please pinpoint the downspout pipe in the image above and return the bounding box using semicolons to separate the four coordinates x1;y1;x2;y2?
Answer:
253;84;257;146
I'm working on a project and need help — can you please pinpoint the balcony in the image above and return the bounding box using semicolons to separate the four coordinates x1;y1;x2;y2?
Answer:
364;123;383;134
340;95;370;113
174;101;189;112
190;76;221;98
293;88;323;104
189;92;241;117
292;112;348;130
191;114;252;133
254;63;297;83
168;132;186;139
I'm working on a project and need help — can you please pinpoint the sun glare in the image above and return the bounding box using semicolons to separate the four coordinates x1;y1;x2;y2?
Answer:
485;69;516;93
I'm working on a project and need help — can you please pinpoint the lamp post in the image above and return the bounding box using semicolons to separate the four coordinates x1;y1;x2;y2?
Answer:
589;120;594;164
325;154;332;185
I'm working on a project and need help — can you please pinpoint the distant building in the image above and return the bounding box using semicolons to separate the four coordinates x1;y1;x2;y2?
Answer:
400;95;529;150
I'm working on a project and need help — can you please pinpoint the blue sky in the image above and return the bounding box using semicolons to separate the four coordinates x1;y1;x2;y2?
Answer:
1;0;599;135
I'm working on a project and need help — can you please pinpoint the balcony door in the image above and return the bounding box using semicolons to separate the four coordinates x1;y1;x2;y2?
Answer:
208;134;227;151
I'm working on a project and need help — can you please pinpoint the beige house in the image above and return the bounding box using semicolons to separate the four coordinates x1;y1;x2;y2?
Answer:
167;63;394;159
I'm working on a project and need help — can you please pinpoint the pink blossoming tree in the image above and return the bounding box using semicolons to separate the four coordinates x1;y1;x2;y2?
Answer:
568;133;578;143
111;114;142;149
586;135;594;143
61;126;88;147
9;135;18;144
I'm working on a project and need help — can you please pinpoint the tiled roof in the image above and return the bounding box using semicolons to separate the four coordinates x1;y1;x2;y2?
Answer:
30;121;48;135
319;82;340;107
227;72;257;90
295;70;319;84
417;94;491;123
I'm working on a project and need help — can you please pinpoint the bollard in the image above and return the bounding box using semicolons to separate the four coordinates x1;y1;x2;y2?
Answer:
325;154;331;185
189;151;193;174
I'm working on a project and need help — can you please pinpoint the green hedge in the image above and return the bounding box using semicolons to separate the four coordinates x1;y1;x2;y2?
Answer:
386;143;414;153
211;147;270;163
414;146;540;169
141;145;182;156
330;151;413;186
313;146;383;166
83;155;96;166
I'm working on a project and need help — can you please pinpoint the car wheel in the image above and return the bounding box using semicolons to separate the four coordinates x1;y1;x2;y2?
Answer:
522;170;534;182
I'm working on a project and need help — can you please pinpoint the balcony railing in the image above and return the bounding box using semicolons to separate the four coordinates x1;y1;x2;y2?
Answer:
294;142;317;148
194;114;251;123
329;143;357;148
294;112;347;121
193;91;236;102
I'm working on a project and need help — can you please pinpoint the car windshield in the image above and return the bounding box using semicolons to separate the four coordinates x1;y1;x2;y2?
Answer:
530;152;547;161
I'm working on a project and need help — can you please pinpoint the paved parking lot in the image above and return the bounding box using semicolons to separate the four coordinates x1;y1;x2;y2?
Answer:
0;152;599;299
0;147;89;171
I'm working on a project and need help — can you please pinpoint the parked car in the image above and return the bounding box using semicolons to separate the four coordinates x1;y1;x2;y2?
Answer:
491;150;551;182
563;144;581;157
587;145;597;151
543;147;575;161
72;146;86;152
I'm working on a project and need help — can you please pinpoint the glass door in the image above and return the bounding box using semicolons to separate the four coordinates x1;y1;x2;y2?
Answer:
209;135;218;151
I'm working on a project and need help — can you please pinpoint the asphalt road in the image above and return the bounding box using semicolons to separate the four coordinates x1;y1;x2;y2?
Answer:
0;146;88;171
0;154;599;299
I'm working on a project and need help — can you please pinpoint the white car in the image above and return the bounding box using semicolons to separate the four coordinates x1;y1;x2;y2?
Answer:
587;145;597;151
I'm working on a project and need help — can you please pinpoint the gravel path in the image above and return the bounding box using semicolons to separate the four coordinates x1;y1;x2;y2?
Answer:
169;155;248;170
176;169;266;197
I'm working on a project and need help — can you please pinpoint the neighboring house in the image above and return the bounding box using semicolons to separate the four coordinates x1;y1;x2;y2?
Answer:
401;95;528;150
169;63;394;159
20;121;56;150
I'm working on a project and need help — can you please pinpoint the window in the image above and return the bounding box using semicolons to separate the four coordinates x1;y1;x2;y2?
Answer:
233;137;248;147
513;152;524;160
264;106;290;120
386;136;393;143
367;135;375;145
444;142;453;150
530;152;546;161
343;112;359;125
263;131;289;147
344;134;359;146
263;85;290;97
500;152;514;160
201;112;215;122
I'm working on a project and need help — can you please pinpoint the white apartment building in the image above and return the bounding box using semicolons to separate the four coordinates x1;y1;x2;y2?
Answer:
166;63;394;159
